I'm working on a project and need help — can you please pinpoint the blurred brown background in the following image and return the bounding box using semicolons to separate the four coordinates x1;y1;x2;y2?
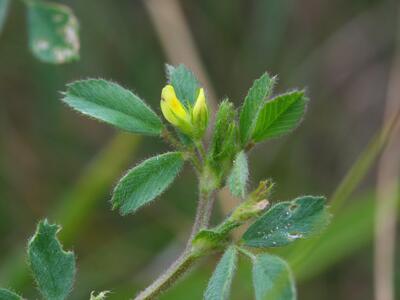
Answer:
1;0;399;299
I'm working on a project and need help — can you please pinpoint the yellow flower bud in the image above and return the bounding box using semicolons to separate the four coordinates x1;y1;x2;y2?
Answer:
192;88;209;137
160;85;193;135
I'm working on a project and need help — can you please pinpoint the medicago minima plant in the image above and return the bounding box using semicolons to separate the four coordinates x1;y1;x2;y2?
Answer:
0;65;331;300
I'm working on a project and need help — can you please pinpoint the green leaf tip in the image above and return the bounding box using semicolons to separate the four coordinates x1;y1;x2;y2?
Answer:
252;253;296;300
252;90;308;142
27;1;80;64
242;196;330;248
0;288;23;300
166;64;200;107
62;79;163;136
239;72;276;146
28;219;76;300
112;152;184;215
204;246;238;300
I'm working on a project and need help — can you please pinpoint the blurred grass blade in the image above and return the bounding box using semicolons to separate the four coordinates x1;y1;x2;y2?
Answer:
1;132;141;290
277;110;400;280
330;110;400;213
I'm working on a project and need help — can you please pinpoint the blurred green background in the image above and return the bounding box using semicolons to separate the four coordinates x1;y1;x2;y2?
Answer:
1;0;399;299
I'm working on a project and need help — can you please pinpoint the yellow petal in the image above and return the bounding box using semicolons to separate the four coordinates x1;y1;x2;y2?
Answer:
161;85;188;121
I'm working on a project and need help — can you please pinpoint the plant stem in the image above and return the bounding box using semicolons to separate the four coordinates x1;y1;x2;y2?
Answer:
188;189;215;243
134;173;216;300
134;251;197;300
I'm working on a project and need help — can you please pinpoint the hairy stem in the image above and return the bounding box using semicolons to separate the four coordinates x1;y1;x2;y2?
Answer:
134;251;197;300
134;173;216;300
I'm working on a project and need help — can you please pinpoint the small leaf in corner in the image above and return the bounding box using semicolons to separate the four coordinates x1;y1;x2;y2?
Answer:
0;0;10;35
28;219;76;300
204;246;238;300
0;288;23;300
242;196;330;248
112;152;184;215
26;1;80;64
252;253;296;300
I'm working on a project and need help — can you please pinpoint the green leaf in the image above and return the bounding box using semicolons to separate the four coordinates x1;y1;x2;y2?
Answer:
112;152;184;215
27;1;79;64
62;79;163;136
166;64;200;107
239;72;275;146
252;253;296;300
0;288;23;300
208;100;237;179
0;0;10;35
252;91;308;142
228;151;249;198
204;246;238;300
242;196;330;248
27;220;76;300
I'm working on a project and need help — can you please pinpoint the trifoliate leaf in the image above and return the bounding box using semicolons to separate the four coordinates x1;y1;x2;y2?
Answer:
166;64;200;107
204;246;238;300
28;220;75;300
228;151;249;199
112;152;184;215
27;1;80;63
243;196;330;248
252;91;308;142
239;72;275;146
252;253;296;300
0;288;23;300
62;79;163;136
